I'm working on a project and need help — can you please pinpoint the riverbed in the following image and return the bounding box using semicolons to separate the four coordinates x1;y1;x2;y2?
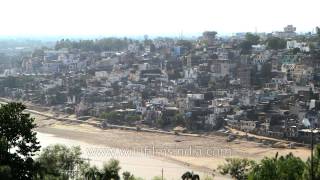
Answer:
36;132;214;180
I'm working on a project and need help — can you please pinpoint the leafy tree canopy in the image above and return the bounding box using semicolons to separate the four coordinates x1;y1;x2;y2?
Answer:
35;144;89;180
239;33;260;54
249;153;305;180
303;144;320;180
218;158;256;180
266;37;287;50
0;102;40;180
245;33;260;45
55;38;130;52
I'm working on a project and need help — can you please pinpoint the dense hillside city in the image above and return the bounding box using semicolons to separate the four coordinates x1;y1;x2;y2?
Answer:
2;24;320;180
1;25;320;143
2;0;320;179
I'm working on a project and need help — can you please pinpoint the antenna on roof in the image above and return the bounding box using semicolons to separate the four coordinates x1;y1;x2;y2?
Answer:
178;29;183;40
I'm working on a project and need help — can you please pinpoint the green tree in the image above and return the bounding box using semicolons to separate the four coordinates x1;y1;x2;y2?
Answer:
239;33;260;54
249;153;305;180
0;102;40;180
181;171;200;180
155;116;165;128
218;158;256;180
0;165;12;179
266;37;286;50
85;166;101;180
239;40;253;54
122;171;142;180
55;38;129;52
123;171;133;180
303;144;320;180
126;115;141;123
245;33;260;45
100;111;122;124
292;47;300;54
36;144;89;180
173;113;185;126
99;159;121;180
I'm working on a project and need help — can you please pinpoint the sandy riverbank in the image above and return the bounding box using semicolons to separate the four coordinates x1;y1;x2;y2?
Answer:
37;132;207;180
32;112;311;179
35;115;225;179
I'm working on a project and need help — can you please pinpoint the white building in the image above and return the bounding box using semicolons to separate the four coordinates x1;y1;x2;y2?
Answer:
150;97;169;106
184;68;198;79
187;94;204;100
287;40;310;52
95;71;109;78
240;120;258;132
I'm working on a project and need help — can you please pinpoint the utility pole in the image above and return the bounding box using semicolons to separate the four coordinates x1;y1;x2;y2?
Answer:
311;128;314;180
161;168;164;180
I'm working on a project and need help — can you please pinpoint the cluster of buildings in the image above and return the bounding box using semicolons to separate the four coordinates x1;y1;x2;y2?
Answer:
1;25;320;142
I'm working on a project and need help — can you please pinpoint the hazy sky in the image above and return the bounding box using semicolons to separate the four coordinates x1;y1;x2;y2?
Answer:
0;0;319;37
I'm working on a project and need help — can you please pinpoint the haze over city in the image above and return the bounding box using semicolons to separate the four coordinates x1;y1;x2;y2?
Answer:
2;0;320;180
0;0;319;37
